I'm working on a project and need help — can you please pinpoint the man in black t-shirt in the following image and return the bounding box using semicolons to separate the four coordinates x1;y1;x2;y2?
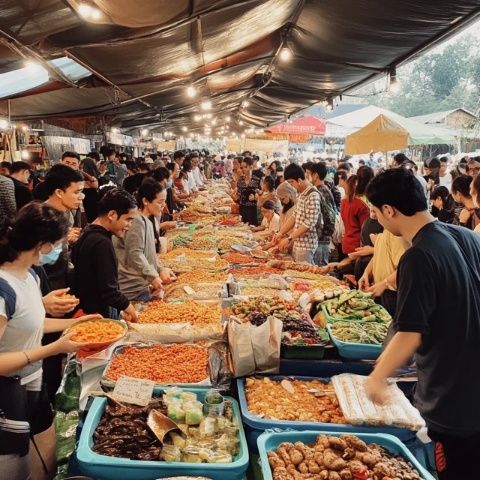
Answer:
364;168;480;480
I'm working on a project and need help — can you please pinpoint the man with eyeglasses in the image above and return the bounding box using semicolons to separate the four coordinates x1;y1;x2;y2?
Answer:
467;157;480;178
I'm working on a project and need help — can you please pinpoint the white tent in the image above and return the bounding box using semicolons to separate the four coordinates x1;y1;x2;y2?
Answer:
326;105;456;145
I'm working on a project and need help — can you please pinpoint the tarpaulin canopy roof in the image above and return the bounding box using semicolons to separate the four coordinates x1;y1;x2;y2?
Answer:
266;115;325;135
327;105;457;145
0;0;479;135
344;114;410;154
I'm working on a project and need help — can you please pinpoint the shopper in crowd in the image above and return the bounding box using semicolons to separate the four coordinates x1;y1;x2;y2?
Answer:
167;161;188;205
173;150;185;169
212;161;227;179
275;163;321;264
364;167;480;480
252;156;264;180
97;160;111;186
256;175;280;213
471;175;480;234
467;156;480;178
105;149;127;186
236;157;261;226
304;162;336;266
451;175;480;230
190;153;204;189
438;156;453;191
340;166;373;256
0;161;12;176
431;186;456;224
114;180;176;301
358;212;407;316
251;200;280;235
80;157;100;223
276;181;297;230
41;164;85;288
0;203;98;480
9;161;33;210
182;156;197;194
423;157;440;194
333;169;348;203
403;160;428;198
390;152;409;168
150;167;177;232
71;188;138;321
0;173;16;222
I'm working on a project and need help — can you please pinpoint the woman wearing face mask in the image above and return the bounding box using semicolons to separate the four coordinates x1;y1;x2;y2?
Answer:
0;202;97;479
114;179;176;301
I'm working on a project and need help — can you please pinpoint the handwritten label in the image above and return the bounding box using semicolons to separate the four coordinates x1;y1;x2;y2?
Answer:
112;376;154;406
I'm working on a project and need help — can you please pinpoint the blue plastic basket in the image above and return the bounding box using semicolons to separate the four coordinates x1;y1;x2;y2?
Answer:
326;323;382;360
77;390;249;480
236;376;415;442
257;430;435;480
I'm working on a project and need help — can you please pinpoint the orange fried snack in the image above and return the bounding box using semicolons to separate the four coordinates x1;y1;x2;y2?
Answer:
106;344;209;384
70;320;124;343
138;300;221;325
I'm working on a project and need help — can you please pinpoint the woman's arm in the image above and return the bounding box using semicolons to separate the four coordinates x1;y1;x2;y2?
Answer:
0;316;85;376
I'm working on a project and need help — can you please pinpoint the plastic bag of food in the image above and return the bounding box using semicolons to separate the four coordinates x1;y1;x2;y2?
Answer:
184;400;204;425
161;445;182;462
167;403;186;423
199;417;216;437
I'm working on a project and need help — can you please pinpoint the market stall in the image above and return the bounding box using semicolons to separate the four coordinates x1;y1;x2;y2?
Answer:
50;177;435;480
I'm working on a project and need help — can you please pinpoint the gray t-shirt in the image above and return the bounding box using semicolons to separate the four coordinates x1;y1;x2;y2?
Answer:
113;214;160;300
0;269;45;378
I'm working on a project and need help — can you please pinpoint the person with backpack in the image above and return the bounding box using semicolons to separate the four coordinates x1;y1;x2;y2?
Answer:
275;163;321;264
304;162;336;266
0;202;97;479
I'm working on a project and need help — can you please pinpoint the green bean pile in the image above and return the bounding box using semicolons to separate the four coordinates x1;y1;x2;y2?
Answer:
323;290;391;323
330;321;389;344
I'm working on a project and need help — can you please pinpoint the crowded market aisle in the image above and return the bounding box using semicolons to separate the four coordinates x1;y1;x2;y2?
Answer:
1;149;480;480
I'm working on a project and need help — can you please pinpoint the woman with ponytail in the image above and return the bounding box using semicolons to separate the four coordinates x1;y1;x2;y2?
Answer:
0;202;98;479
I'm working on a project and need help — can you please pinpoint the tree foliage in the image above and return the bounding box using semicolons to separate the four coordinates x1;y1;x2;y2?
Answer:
355;35;480;117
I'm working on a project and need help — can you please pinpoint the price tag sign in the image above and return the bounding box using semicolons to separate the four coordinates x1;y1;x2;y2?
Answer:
112;376;154;406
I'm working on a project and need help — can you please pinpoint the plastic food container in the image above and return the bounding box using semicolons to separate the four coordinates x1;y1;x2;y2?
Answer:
77;390;249;480
327;324;382;360
236;376;415;443
101;343;212;389
257;430;435;480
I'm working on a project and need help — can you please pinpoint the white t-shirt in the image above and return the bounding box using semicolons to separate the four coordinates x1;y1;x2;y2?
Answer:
187;171;197;192
192;166;204;188
439;173;453;191
261;212;280;233
0;269;45;379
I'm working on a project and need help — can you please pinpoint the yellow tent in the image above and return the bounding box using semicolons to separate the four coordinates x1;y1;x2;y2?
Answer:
344;114;409;154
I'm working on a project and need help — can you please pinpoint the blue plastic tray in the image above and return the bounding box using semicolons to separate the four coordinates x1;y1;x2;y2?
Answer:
237;376;415;441
257;430;435;480
327;323;382;360
77;390;249;480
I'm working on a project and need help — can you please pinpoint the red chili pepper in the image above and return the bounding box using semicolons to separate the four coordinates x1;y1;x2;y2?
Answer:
353;469;369;480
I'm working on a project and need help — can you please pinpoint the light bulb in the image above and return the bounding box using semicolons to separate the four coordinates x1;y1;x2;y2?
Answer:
194;114;201;122
279;47;292;62
239;120;244;126
0;119;9;129
21;125;29;132
78;3;92;18
182;126;188;132
225;116;231;122
141;128;149;136
242;100;250;108
186;85;197;98
200;100;212;111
